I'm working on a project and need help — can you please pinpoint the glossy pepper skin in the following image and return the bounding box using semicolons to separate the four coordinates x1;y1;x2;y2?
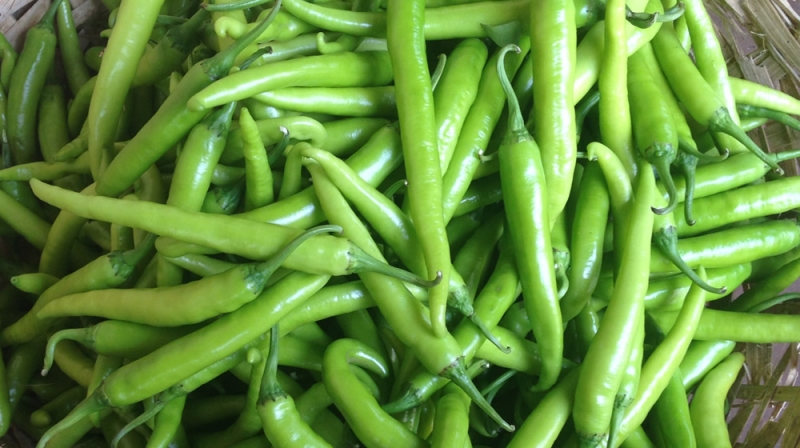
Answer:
496;44;563;392
6;0;64;165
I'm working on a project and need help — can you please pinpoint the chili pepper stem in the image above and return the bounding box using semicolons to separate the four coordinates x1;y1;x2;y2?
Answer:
351;244;443;288
252;224;342;279
257;325;282;404
442;359;514;432
709;108;783;174
678;137;728;162
117;232;157;266
447;289;509;353
42;329;87;376
738;104;800;132
647;145;679;215
111;400;165;448
382;387;423;415
653;226;727;294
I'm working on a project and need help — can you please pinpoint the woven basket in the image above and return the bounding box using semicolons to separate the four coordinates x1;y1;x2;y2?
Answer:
1;0;800;447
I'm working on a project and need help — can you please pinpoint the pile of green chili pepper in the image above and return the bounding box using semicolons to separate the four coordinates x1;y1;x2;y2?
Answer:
2;0;800;446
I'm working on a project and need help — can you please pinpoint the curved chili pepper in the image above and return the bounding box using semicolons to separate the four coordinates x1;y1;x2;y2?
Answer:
689;353;744;447
599;0;635;180
95;2;283;198
729;76;800;116
308;161;512;430
1;235;155;347
609;268;709;446
652;23;780;173
679;340;737;391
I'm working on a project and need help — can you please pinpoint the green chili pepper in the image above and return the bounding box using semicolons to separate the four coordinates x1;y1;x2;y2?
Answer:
689;353;744;448
87;0;165;179
649;220;800;274
628;48;679;214
37;226;342;325
496;44;563;391
729;76;800;116
560;163;610;321
386;0;451;338
679;340;736;391
573;163;656;447
56;0;91;96
6;0;64;165
94;2;283;198
646;370;696;448
651;23;780;172
1;235;155;347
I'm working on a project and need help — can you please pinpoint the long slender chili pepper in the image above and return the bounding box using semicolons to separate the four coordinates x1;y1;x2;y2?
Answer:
386;0;450;338
307;162;512;430
87;0;165;180
729;77;800;116
496;44;562;391
573;163;656;447
31;179;436;280
650;220;800;273
609;268;709;447
674;177;800;237
651;23;780;172
441;41;529;223
628;48;679;214
299;147;502;348
560;163;610;322
94;2;283;198
56;0;91;96
433;39;487;172
6;0;63;165
1;235;155;347
689;353;744;448
37;226;342;325
35;271;328;447
531;0;578;226
598;0;636;179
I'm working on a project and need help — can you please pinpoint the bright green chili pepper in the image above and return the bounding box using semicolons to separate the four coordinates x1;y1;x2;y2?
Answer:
94;2;283;198
649;220;800;274
628;48;679;214
646;370;696;448
573;163;656;447
729;76;800;116
560;163;610;321
307;162;512;431
507;368;580;447
385;0;451;338
609;268;709;447
87;0;165;180
496;44;562;392
679;340;736;391
689;353;744;448
56;0;91;96
37;226;342;325
651;23;780;172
